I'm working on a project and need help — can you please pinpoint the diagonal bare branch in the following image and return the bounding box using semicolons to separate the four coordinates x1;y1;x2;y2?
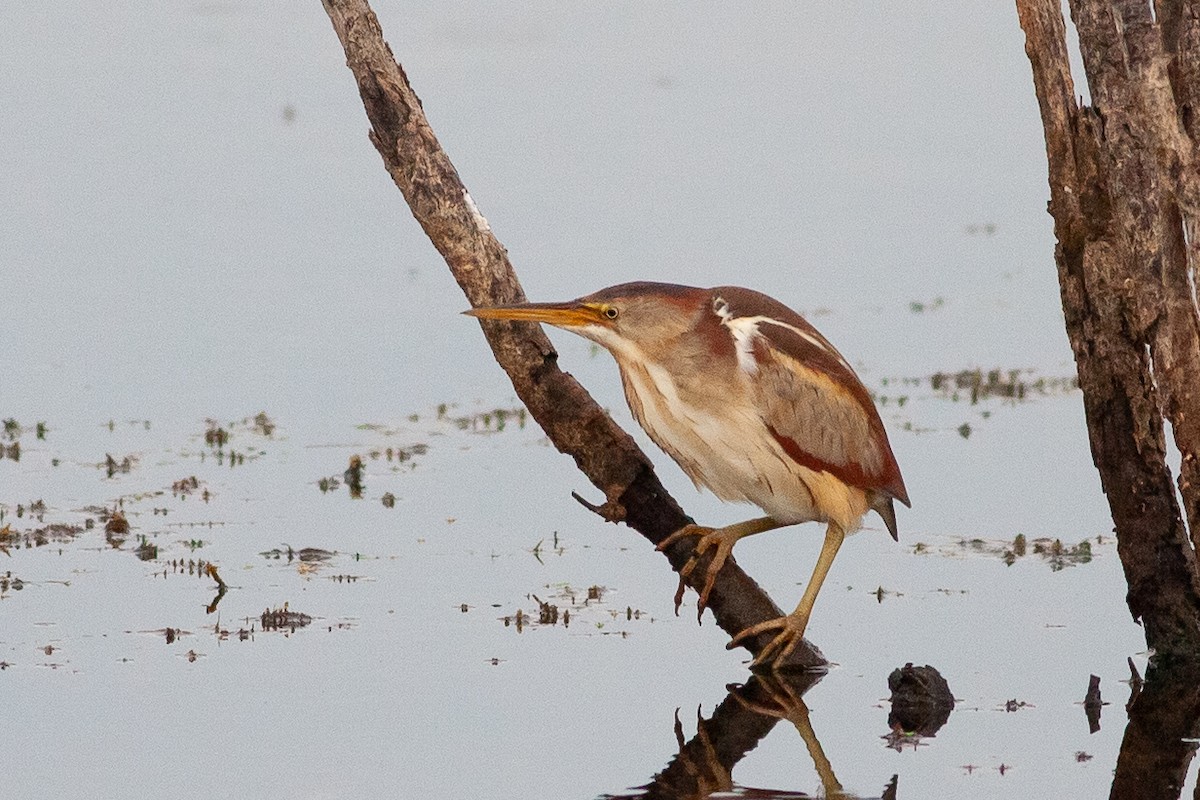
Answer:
320;0;825;670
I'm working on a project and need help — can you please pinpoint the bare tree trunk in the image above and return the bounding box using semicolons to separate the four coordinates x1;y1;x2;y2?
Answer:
1017;0;1200;657
320;0;825;669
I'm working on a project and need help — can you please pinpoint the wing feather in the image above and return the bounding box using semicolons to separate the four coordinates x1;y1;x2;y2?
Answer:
709;286;909;506
752;326;907;505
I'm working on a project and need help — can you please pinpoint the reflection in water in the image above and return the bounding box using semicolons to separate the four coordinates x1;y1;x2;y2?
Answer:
600;674;897;800
884;663;954;748
1084;674;1102;735
344;454;365;499
1110;660;1200;800
205;581;227;615
595;658;1200;800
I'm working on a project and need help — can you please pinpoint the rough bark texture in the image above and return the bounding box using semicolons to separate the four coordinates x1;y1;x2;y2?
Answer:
321;0;825;669
1017;0;1200;657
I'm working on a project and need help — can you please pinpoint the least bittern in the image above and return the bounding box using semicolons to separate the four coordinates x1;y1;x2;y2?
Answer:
466;282;908;668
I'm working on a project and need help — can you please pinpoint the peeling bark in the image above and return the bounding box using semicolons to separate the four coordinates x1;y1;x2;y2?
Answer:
321;0;825;669
1017;0;1200;657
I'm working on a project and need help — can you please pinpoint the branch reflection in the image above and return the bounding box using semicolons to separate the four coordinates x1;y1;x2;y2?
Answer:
1110;660;1200;800
601;673;896;800
597;656;1200;798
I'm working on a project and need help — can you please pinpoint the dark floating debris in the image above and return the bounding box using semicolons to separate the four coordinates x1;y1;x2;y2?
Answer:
196;415;270;467
1000;535;1094;570
204;420;229;449
319;447;407;497
391;443;428;462
259;545;334;563
533;595;558;625
166;558;227;582
444;406;527;433
134;534;158;561
172;475;201;495
26;499;47;519
261;603;312;632
875;367;1079;424
205;563;227;589
500;583;641;633
105;510;130;535
251;412;275;436
1084;674;1103;734
1033;537;1093;570
886;663;955;744
908;296;946;314
344;455;364;498
0;419;31;459
104;454;133;477
0;522;85;552
929;367;1078;405
0;572;26;594
366;404;526;433
922;533;1101;570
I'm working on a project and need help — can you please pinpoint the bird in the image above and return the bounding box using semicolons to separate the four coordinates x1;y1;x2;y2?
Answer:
465;281;908;668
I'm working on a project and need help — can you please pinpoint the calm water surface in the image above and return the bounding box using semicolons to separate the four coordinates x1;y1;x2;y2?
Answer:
1;2;1174;798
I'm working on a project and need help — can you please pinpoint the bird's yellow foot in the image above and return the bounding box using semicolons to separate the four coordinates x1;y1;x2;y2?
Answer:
656;522;711;551
727;611;811;670
656;523;739;613
730;674;814;728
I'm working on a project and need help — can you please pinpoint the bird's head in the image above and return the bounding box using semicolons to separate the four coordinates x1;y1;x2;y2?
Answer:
464;282;707;359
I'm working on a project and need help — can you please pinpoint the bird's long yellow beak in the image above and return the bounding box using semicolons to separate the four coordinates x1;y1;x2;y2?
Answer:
463;301;602;328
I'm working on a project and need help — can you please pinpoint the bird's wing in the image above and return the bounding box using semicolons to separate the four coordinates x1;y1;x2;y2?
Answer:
747;319;908;506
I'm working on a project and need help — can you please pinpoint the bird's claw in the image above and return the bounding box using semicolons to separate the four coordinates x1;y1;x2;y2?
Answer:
656;523;709;552
729;673;808;722
727;613;810;670
657;524;736;616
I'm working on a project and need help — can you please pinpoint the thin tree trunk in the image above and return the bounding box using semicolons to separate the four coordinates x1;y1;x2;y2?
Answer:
320;0;825;669
1017;0;1200;657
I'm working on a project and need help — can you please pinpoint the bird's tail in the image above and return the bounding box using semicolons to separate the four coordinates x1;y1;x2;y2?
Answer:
870;493;900;541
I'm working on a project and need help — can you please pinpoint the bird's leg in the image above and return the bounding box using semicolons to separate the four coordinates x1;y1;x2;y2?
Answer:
657;517;784;611
731;676;844;797
728;522;846;669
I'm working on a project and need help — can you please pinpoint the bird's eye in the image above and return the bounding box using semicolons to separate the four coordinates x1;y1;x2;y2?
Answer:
603;306;619;320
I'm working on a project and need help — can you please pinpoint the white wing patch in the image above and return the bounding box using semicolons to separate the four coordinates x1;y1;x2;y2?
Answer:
712;296;854;376
712;296;760;376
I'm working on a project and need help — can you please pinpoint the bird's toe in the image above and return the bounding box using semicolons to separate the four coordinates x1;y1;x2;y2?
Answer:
655;523;710;552
727;613;810;670
727;615;786;650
